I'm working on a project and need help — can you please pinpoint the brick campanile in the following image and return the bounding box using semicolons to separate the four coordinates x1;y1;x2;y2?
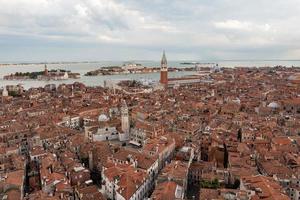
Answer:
160;51;168;85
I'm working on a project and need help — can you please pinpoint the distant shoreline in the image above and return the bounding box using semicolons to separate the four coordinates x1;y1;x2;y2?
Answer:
1;59;300;66
0;61;102;66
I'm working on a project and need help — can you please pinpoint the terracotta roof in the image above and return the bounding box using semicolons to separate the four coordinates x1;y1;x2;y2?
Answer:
104;163;148;200
271;137;292;146
200;188;219;200
5;170;24;187
283;98;300;105
6;189;21;200
77;185;105;200
151;181;180;200
159;161;188;184
241;175;290;200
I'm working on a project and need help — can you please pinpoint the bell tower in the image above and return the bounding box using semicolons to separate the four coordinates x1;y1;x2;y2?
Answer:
119;100;130;141
2;86;8;97
44;64;49;76
121;100;129;133
160;51;168;85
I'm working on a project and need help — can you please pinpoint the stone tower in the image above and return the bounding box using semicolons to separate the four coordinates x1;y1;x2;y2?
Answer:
119;100;130;142
2;86;8;97
160;50;168;85
121;100;129;134
44;64;49;76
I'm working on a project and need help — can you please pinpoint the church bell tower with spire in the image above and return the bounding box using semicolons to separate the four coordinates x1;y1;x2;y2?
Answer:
160;51;168;86
119;99;130;142
44;64;49;76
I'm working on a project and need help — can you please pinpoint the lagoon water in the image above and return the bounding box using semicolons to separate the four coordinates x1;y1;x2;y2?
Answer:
0;60;300;89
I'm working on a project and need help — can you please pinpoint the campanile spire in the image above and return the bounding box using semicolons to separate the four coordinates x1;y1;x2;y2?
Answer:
160;51;168;85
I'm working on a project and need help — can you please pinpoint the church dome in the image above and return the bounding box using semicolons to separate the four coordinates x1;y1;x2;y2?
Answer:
267;102;280;109
288;75;300;81
98;114;109;122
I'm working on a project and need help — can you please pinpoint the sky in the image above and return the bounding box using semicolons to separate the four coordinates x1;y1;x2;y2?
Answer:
0;0;300;62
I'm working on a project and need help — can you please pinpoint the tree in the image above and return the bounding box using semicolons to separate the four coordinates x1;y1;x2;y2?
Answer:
226;179;240;189
237;128;242;142
200;178;220;189
8;91;18;97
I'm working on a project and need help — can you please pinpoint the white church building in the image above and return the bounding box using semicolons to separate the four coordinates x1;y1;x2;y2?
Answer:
85;100;130;142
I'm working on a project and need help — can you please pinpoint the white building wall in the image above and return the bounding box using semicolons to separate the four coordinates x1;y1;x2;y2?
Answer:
119;132;129;142
103;175;115;200
147;159;159;177
289;188;300;200
93;127;118;141
70;117;80;129
130;128;147;145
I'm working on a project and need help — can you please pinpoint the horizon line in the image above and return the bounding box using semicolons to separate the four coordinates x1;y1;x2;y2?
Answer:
1;59;300;65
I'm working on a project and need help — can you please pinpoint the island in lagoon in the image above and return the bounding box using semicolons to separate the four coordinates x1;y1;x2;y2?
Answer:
85;62;196;76
3;65;80;81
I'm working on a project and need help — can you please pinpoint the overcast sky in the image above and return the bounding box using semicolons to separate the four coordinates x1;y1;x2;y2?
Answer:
0;0;300;62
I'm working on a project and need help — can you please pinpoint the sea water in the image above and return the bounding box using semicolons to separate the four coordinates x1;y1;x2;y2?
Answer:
0;60;299;89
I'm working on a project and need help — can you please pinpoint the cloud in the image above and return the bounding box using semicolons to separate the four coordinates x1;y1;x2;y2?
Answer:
0;0;300;61
212;20;277;46
97;34;123;43
214;20;271;32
